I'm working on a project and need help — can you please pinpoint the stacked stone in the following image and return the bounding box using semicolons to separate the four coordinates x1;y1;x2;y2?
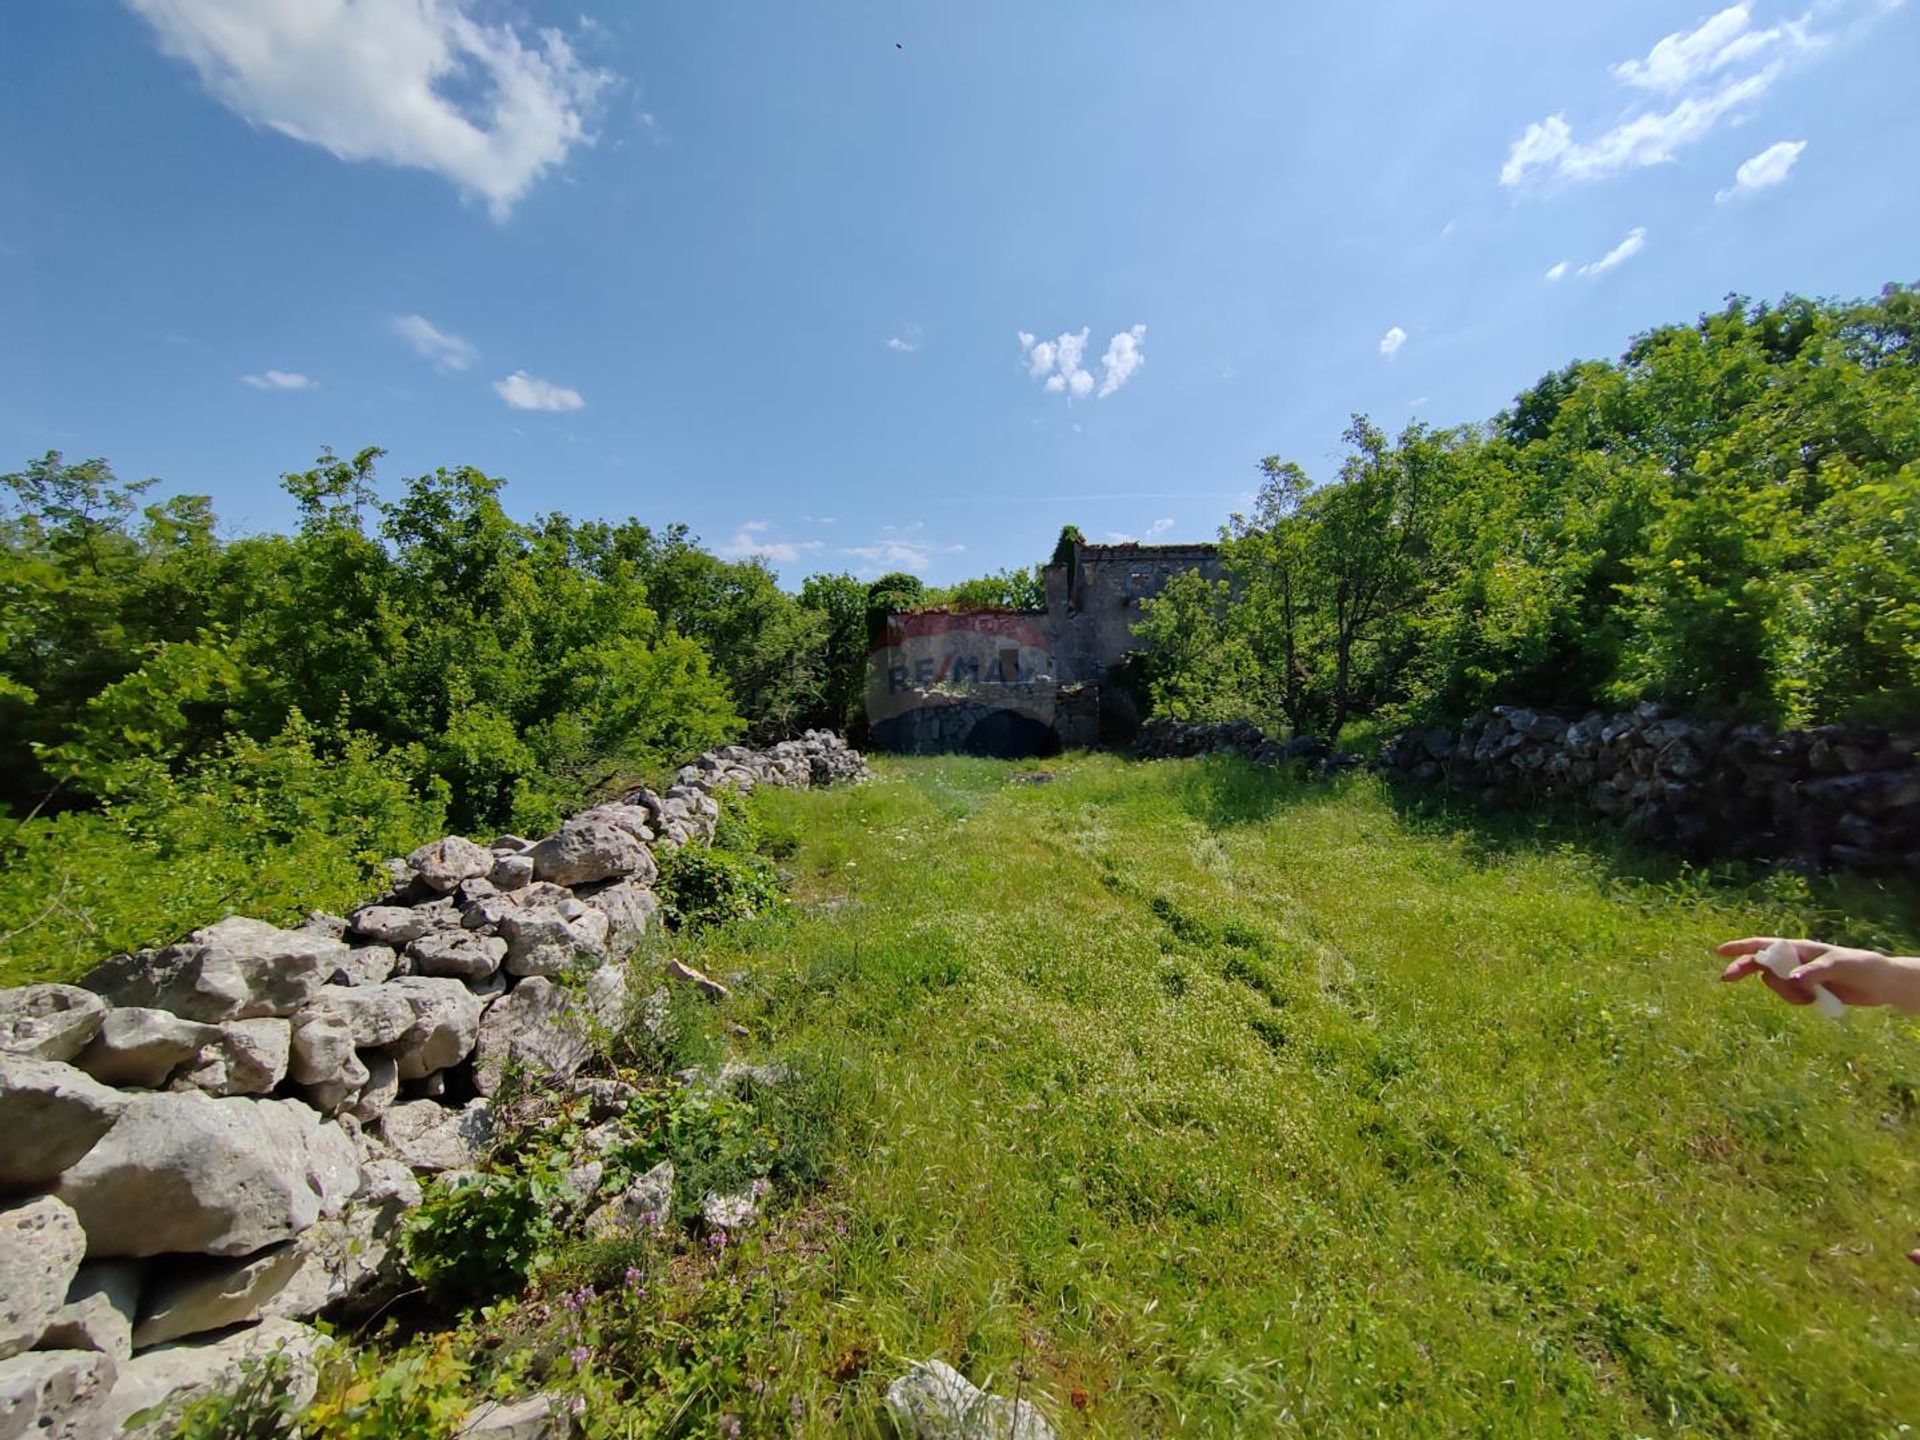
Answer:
1135;719;1359;772
0;731;867;1439
1378;705;1920;875
670;730;869;794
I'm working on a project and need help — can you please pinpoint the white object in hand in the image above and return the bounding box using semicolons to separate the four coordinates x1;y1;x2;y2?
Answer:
1755;939;1846;1019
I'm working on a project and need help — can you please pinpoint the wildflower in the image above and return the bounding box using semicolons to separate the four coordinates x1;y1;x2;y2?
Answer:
570;1345;592;1369
790;1396;805;1419
718;1416;742;1438
624;1266;645;1288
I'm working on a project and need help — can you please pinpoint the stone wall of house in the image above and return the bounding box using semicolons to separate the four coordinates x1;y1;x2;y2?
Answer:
1042;541;1224;686
1378;706;1920;877
869;538;1221;756
0;733;868;1439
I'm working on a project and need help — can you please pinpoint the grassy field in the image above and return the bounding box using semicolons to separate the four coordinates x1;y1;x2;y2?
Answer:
658;752;1920;1437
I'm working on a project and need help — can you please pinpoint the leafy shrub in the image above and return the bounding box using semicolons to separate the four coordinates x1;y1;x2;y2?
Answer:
161;1349;304;1440
610;979;722;1080
709;789;800;861
402;1172;559;1310
303;1336;475;1438
0;713;445;986
655;847;783;931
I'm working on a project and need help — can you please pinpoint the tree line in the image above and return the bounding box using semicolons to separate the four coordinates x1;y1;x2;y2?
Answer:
0;446;951;976
1137;285;1920;740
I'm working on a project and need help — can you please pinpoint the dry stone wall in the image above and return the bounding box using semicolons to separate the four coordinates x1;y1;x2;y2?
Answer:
1379;706;1919;876
0;731;867;1440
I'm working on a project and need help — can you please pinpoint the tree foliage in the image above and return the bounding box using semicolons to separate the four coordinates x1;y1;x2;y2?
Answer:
1141;285;1920;735
0;448;869;978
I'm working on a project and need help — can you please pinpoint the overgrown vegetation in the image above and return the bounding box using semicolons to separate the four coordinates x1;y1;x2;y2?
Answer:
1140;284;1920;735
0;450;894;982
271;757;1919;1435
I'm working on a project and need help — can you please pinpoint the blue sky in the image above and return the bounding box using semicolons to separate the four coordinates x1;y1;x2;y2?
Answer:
2;0;1914;585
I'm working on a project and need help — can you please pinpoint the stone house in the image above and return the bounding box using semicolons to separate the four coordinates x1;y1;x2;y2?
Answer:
868;536;1223;755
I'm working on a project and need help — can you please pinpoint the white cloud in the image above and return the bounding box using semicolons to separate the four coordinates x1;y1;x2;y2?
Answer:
1379;326;1407;359
841;524;965;575
1577;226;1648;276
886;336;917;353
1097;324;1148;398
1147;517;1174;538
1021;325;1143;400
716;522;824;566
1716;139;1807;200
393;313;477;371
493;370;584;411
1105;531;1136;544
1502;67;1779;188
125;0;613;219
1501;115;1576;189
241;369;316;390
1611;4;1804;92
1545;260;1570;281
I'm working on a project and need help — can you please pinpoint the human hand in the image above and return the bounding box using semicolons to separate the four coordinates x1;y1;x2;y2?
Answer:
1718;938;1920;1013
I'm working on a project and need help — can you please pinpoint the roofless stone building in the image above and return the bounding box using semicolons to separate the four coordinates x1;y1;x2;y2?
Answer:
867;535;1223;755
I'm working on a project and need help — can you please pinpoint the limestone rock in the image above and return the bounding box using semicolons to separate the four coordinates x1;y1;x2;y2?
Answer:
488;852;535;891
287;1011;358;1087
296;986;416;1051
82;917;343;1023
131;1244;304;1348
530;818;653;888
409;931;507;981
572;1076;639;1120
348;905;433;946
574;879;658;957
459;1392;576;1438
297;911;350;941
499;905;609;978
173;1017;290;1097
53;1093;360;1258
407;837;495;894
665;958;730;1000
472;967;627;1097
350;1054;400;1123
36;1292;131;1368
380;1100;492;1173
328;943;400;988
261;1195;411;1322
701;1179;769;1232
0;986;105;1063
0;1349;116;1440
73;1008;216;1089
63;1262;141;1347
384;977;486;1081
884;1360;1056;1440
0;1056;127;1188
586;1161;673;1237
99;1318;325;1440
0;1197;87;1362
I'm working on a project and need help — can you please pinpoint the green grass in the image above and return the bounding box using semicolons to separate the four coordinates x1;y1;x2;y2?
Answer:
666;753;1920;1437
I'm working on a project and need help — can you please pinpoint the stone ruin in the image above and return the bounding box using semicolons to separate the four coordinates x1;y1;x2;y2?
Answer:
0;732;867;1439
868;536;1222;757
1378;705;1919;876
1135;708;1916;876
